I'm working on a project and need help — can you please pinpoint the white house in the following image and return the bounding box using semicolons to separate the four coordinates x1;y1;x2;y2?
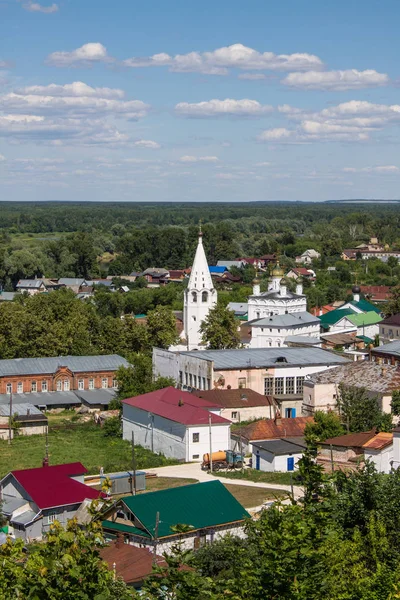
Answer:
295;249;321;265
363;432;393;474
251;438;306;472
182;229;217;350
247;265;306;321
122;387;231;462
246;311;320;349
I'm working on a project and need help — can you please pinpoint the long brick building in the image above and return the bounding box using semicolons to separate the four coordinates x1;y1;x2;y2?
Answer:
0;355;129;396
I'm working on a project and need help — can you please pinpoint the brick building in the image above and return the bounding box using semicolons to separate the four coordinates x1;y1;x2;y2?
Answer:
0;355;129;396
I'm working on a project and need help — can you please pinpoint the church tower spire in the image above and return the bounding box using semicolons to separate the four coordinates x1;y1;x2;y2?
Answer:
183;228;217;350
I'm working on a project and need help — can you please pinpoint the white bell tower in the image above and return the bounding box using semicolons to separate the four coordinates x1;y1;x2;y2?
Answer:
183;228;217;350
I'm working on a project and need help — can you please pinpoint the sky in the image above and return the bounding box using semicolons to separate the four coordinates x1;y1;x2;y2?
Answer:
0;0;400;202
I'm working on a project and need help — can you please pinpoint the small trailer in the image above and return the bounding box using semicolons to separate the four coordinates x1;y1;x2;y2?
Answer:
201;449;245;472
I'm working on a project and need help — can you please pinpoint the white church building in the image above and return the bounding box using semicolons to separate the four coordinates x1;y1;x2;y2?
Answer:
181;230;217;350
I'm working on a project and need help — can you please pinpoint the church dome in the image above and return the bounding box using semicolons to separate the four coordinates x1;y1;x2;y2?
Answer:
352;284;361;294
272;263;284;278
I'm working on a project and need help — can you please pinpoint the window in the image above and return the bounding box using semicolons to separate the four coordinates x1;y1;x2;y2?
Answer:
47;511;56;524
296;376;305;394
6;383;11;394
185;372;188;386
202;377;206;390
63;380;70;391
207;378;211;390
192;291;197;303
41;381;48;392
102;378;108;389
264;377;274;396
382;327;385;334
285;407;296;418
193;375;197;388
285;377;295;395
78;379;84;391
56;380;62;392
192;432;199;443
31;381;37;393
179;371;183;384
202;291;208;303
238;377;246;389
189;374;193;387
231;411;238;420
89;378;94;390
17;382;23;394
192;454;200;460
274;377;284;395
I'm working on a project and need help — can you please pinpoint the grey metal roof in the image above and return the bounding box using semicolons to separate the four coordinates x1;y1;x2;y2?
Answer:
372;340;400;357
227;302;248;315
284;335;321;346
0;403;45;417
74;389;116;405
249;311;319;328
217;260;244;269
58;278;87;286
1;494;28;517
306;361;400;393
11;509;40;526
0;354;129;377
252;438;306;455
180;348;350;370
250;289;305;300
0;292;17;301
16;279;44;289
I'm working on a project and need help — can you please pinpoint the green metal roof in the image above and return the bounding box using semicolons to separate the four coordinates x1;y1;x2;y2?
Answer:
102;520;151;538
121;481;250;539
356;335;374;344
350;299;381;315
347;312;382;326
319;308;356;328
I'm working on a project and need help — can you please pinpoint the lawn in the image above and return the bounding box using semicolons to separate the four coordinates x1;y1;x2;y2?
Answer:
0;423;177;478
214;468;293;486
139;477;285;508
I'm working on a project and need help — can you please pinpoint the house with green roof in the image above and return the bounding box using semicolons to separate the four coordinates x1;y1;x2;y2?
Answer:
102;480;250;553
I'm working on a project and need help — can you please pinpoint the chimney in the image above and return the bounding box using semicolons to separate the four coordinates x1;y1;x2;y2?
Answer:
27;408;30;416
178;398;184;406
115;532;124;549
274;411;282;427
42;456;49;468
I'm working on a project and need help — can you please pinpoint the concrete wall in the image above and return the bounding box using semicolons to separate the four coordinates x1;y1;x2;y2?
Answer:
303;382;390;416
1;474;32;501
187;424;230;462
248;296;307;320
252;447;302;472
220;405;274;423
153;348;211;390
365;445;393;474
249;323;320;349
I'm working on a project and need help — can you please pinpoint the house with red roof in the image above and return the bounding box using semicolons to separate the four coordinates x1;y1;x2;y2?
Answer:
122;387;231;462
0;462;104;542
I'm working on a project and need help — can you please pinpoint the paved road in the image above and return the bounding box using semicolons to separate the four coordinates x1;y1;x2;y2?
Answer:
145;462;303;499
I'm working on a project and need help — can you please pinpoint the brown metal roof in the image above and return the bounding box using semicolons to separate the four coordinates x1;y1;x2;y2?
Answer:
193;388;274;408
100;539;166;585
323;430;376;448
238;416;314;442
362;432;393;450
380;314;400;326
307;361;400;394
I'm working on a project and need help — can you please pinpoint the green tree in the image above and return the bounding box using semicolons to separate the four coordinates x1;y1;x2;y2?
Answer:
200;304;241;349
305;410;344;444
391;390;400;417
337;383;389;433
146;305;178;349
385;285;400;317
116;353;175;403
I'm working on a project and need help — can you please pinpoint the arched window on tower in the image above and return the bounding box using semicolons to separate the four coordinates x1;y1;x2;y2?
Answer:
202;291;208;303
192;292;197;303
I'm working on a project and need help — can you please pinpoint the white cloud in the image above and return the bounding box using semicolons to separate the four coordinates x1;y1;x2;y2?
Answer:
282;69;389;90
238;73;266;80
124;43;323;75
175;98;273;118
179;155;219;163
19;82;124;99
255;161;272;166
0;154;5;161
134;140;160;149
46;43;110;67
343;165;399;173
23;2;58;13
258;128;294;141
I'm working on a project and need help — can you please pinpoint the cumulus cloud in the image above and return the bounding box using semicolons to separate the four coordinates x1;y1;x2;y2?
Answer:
175;98;273;118
46;43;110;67
258;128;295;141
23;2;58;13
282;69;389;90
0;83;150;119
0;154;5;161
343;165;399;173
124;43;323;75
134;140;160;149
179;155;219;163
238;73;266;80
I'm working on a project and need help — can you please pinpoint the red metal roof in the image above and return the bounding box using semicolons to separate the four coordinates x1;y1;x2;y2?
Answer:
123;387;230;426
11;462;103;510
101;539;167;585
238;417;313;442
323;431;376;448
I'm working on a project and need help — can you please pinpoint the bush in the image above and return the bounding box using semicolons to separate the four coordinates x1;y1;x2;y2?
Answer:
103;416;122;438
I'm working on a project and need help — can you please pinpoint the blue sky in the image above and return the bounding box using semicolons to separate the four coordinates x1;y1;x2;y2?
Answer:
0;0;399;201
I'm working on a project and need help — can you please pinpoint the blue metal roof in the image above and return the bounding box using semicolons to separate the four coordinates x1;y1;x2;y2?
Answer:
0;354;129;377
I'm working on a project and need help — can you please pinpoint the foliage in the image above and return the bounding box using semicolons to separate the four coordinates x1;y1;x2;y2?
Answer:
337;383;392;433
116;353;175;401
0;518;133;599
305;410;345;443
102;416;122;438
385;285;400;317
146;305;178;349
200;303;241;349
391;390;400;417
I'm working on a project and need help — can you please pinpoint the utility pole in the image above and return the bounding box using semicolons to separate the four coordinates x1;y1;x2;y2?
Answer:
8;392;12;445
238;413;244;473
150;414;154;453
330;444;334;473
152;511;160;565
131;431;137;495
208;412;213;473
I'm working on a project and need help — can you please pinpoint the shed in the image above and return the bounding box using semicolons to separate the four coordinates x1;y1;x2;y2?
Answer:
252;438;306;472
101;471;146;495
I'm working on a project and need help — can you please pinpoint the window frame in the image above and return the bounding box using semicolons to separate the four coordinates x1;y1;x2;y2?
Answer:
89;378;95;390
31;381;37;393
192;432;200;443
78;379;84;391
41;380;48;393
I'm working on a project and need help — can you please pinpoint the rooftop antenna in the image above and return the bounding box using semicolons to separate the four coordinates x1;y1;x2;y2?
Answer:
199;219;203;237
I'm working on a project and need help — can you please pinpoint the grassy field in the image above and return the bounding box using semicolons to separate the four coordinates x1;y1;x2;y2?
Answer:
138;477;285;508
214;468;293;486
0;423;177;477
